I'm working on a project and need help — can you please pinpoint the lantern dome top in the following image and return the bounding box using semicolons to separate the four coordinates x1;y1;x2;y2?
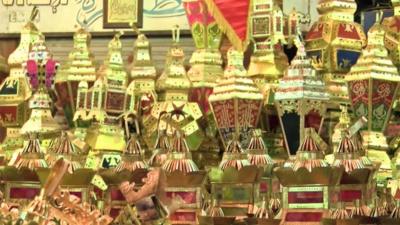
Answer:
275;37;329;101
209;48;262;101
346;22;400;82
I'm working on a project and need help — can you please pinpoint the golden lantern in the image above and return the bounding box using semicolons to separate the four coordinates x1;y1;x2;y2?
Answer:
346;21;400;179
143;26;204;151
248;0;288;90
209;48;263;147
305;0;367;106
0;8;41;156
126;28;157;116
74;33;128;168
382;0;400;70
55;28;97;127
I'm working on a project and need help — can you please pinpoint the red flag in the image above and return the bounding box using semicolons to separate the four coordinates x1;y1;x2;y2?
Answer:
204;0;251;51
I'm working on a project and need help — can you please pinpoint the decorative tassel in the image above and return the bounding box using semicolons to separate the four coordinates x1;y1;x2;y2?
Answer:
253;196;272;219
162;130;199;173
207;193;224;217
115;135;148;173
333;131;365;173
247;130;274;167
219;138;250;170
351;199;369;217
269;193;281;215
292;128;328;172
149;130;170;167
9;133;47;170
390;200;400;219
46;131;83;173
370;198;389;218
330;202;351;219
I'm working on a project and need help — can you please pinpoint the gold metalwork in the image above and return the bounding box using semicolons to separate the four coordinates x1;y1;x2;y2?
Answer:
346;21;400;176
305;0;366;106
143;26;204;151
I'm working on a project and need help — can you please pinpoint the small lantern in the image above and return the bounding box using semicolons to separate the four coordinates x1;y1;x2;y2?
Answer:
275;39;329;156
183;0;224;114
0;11;41;155
346;22;400;176
209;48;263;147
143;26;204;151
55;28;96;127
75;33;128;164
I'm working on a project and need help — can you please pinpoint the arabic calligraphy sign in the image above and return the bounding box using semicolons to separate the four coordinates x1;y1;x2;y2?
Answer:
0;0;189;35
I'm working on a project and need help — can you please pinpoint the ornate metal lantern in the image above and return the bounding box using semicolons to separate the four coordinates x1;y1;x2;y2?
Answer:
305;0;366;106
346;22;400;179
55;28;97;127
0;10;40;155
143;26;204;151
209;48;263;147
383;0;400;70
126;29;157;116
275;39;329;156
73;33;128;168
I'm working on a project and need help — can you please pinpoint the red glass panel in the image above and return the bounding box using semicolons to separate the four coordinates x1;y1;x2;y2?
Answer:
10;187;40;199
305;111;322;131
285;212;323;222
166;191;197;204
288;191;324;204
339;190;362;202
170;211;197;222
109;208;121;218
110;188;125;201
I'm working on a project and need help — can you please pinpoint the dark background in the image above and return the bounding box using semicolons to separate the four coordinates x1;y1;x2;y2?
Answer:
355;0;392;21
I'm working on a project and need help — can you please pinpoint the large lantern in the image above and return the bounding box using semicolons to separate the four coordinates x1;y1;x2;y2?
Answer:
209;48;263;147
275;40;329;156
346;22;400;178
0;10;40;156
305;0;366;106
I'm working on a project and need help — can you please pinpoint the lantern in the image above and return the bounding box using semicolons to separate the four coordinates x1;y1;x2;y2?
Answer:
0;10;40;156
143;26;204;151
346;22;400;178
20;34;61;142
383;0;400;70
305;0;366;106
126;29;157;116
74;33;128;168
183;0;223;114
209;48;263;147
247;0;288;90
275;39;329;156
55;28;97;127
